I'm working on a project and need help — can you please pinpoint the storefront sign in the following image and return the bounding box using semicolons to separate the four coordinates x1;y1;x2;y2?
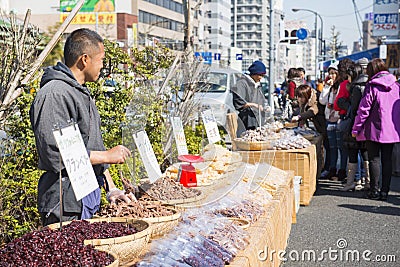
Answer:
60;0;115;24
53;124;98;201
60;0;115;12
171;117;188;156
373;0;399;37
201;109;221;144
133;131;162;183
60;13;116;25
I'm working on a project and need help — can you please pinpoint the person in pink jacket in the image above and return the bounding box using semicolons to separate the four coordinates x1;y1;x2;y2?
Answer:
352;58;400;201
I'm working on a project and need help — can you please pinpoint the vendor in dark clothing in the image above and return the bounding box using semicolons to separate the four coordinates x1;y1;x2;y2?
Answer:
30;28;133;226
232;60;267;134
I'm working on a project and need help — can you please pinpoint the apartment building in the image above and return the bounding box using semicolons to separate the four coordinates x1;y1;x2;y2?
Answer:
232;0;271;69
201;0;231;66
7;1;137;48
135;0;186;50
362;18;378;51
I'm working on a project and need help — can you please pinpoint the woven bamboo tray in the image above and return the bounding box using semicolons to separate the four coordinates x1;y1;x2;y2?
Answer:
141;207;181;238
233;139;273;151
139;179;205;205
284;122;298;129
300;133;314;140
97;248;119;267
47;218;151;264
155;189;205;205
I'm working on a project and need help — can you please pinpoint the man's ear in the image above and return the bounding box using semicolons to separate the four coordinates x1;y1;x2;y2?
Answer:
76;54;89;71
81;54;89;67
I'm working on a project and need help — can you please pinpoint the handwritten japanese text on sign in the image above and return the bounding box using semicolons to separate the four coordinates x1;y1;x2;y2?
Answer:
201;109;221;144
133;131;162;183
53;124;98;201
171;117;188;155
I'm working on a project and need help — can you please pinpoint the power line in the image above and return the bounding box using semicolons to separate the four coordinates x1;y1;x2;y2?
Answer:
352;0;363;47
320;4;372;18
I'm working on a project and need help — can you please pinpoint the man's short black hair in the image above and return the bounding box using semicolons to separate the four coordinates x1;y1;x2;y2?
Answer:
64;28;103;67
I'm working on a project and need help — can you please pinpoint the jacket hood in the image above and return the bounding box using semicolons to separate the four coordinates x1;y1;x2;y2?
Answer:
243;73;258;86
369;71;397;91
40;62;90;95
353;74;368;85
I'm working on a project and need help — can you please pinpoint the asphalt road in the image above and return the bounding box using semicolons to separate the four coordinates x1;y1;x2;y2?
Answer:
282;175;400;267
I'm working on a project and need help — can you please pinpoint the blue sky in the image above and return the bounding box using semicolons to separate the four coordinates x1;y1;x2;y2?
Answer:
283;0;373;48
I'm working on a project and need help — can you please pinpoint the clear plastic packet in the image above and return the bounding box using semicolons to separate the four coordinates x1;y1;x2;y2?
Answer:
136;254;189;267
194;234;234;264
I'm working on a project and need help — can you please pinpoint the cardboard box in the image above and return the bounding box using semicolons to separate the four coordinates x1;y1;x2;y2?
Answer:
238;145;317;206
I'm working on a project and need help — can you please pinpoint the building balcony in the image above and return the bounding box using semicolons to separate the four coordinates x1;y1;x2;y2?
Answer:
236;10;263;16
236;0;263;7
236;27;262;32
236;18;263;24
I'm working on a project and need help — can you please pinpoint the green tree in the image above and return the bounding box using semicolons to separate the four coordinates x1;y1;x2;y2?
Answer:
329;26;343;59
41;22;64;67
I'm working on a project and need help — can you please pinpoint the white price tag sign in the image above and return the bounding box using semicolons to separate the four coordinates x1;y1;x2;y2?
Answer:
53;124;98;201
201;109;221;144
171;116;188;155
133;131;162;183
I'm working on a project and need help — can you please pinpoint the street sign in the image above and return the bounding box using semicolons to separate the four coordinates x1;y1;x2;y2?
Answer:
373;1;399;37
236;54;243;60
379;44;387;59
296;28;308;40
214;53;221;60
202;52;212;65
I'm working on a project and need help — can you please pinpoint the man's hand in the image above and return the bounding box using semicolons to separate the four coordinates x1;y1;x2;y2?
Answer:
291;115;300;122
90;145;132;165
107;145;132;164
106;188;134;204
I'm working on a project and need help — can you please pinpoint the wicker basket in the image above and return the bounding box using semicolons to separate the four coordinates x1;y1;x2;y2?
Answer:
141;207;181;238
157;190;205;205
300;133;314;141
98;248;119;267
284;122;298;129
47;218;151;264
234;139;273;151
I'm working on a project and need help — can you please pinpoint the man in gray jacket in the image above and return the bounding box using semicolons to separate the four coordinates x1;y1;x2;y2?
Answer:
30;28;131;226
232;60;267;135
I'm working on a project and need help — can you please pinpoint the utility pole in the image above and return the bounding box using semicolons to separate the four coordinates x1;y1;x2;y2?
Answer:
183;0;190;51
268;0;275;114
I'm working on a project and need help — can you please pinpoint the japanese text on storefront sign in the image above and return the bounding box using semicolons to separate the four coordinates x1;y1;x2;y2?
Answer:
374;14;398;30
60;13;116;25
373;0;399;36
133;131;162;183
53;124;98;201
201;110;221;144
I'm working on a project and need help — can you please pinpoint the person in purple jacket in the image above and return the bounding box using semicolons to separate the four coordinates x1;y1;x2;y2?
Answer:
352;58;400;201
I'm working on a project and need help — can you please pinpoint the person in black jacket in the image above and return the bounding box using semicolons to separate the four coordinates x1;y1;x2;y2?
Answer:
30;28;132;226
337;63;369;191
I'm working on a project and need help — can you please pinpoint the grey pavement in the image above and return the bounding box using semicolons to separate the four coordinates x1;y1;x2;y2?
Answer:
282;175;400;267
